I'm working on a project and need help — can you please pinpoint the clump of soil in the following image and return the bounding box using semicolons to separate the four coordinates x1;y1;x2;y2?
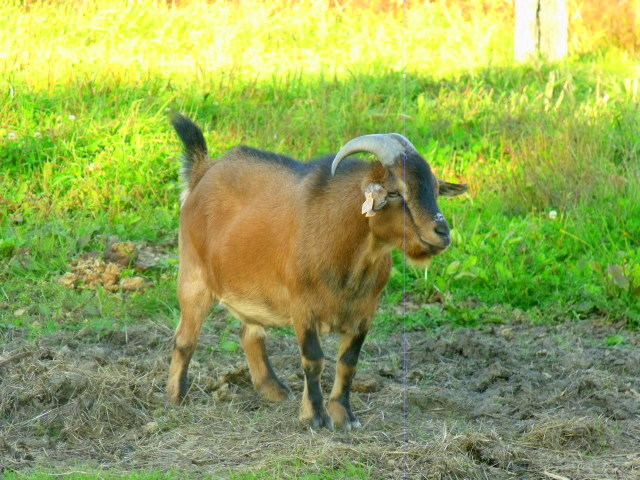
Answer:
1;318;639;478
56;237;173;292
57;257;144;292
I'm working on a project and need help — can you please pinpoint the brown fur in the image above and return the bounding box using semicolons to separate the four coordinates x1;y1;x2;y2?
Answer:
166;117;467;429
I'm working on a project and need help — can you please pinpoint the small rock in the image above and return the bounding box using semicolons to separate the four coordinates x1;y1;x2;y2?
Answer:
13;308;28;317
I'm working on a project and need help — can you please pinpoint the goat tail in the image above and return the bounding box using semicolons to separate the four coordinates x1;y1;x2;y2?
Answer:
171;113;211;192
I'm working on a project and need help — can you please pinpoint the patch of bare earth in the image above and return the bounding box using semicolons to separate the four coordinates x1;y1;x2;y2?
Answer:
1;318;639;478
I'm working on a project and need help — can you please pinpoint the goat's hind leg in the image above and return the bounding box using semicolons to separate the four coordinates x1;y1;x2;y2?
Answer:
167;274;213;404
239;322;291;402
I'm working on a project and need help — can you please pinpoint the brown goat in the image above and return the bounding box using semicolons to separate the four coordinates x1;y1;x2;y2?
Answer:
167;114;467;430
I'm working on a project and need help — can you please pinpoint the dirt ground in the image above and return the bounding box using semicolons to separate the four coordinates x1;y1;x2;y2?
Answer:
1;314;639;479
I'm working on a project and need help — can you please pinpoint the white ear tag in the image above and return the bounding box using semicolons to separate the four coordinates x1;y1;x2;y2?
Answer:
362;192;375;216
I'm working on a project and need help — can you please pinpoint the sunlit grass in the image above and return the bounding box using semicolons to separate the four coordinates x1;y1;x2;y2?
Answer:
0;0;513;85
1;0;639;332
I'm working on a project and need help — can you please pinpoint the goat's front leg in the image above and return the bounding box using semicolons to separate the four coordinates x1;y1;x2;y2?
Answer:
294;324;333;429
239;322;291;402
327;329;368;430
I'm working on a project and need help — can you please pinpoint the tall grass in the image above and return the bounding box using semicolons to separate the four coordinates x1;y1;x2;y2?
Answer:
1;0;639;331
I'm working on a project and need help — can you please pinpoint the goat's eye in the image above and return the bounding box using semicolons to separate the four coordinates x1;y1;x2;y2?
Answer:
388;191;401;198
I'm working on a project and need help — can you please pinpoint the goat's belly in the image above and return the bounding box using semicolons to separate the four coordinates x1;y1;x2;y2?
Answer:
219;296;291;327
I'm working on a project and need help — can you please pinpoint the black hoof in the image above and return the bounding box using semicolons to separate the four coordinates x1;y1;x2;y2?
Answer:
310;411;334;430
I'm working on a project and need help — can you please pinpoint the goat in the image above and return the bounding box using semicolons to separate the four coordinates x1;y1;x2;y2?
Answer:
167;114;467;429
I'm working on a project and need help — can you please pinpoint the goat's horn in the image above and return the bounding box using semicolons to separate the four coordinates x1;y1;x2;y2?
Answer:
331;133;417;176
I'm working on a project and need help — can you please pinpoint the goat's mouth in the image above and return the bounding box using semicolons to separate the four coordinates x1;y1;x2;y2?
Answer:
418;237;449;254
404;238;447;265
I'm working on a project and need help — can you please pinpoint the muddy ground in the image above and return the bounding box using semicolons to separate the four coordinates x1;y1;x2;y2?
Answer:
1;315;639;479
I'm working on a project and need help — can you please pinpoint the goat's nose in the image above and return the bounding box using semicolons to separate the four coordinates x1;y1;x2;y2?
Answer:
434;220;450;238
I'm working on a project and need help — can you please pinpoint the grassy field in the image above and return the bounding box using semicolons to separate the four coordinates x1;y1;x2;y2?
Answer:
1;0;639;478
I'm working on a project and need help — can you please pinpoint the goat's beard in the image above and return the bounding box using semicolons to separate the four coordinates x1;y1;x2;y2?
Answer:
404;240;448;266
405;250;433;267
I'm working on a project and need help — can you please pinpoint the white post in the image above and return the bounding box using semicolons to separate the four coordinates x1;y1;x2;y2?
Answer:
514;0;568;62
514;0;538;62
539;0;568;61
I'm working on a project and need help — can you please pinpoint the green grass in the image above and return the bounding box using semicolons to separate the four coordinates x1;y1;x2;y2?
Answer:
1;0;639;343
3;473;180;480
3;461;369;480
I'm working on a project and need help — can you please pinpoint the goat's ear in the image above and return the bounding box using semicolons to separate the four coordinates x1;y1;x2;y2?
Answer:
361;183;388;217
438;179;468;197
